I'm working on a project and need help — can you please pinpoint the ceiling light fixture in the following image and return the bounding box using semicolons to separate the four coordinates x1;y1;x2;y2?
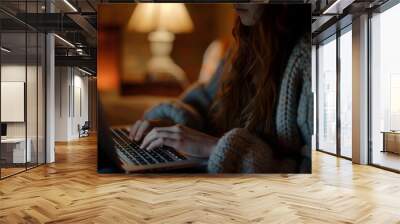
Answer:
323;0;354;15
63;0;78;12
323;0;342;14
76;48;85;55
54;34;75;48
78;67;93;76
1;47;11;53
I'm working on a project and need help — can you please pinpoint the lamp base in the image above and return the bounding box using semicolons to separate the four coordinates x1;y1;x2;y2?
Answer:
146;30;188;86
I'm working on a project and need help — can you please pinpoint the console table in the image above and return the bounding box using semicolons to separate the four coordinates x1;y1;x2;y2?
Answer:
381;131;400;154
1;138;32;164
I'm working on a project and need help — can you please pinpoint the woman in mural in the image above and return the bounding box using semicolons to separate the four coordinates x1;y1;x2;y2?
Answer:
129;4;312;173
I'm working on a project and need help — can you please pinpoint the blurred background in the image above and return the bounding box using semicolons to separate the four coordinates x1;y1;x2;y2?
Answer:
98;3;235;126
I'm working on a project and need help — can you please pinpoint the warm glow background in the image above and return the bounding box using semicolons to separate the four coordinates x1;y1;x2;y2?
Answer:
97;3;235;92
97;29;120;92
97;3;235;126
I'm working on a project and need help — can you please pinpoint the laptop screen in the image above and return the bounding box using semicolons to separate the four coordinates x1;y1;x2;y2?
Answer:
1;123;7;137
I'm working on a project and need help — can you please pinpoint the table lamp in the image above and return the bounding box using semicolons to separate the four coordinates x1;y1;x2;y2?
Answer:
127;3;194;85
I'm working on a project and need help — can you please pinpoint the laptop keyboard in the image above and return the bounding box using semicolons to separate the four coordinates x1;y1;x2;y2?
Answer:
111;127;187;165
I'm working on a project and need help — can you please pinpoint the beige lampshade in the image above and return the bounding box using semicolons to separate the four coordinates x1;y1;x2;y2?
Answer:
127;3;194;33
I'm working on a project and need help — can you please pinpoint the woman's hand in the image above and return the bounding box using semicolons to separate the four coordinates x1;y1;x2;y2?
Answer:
129;119;174;141
140;124;218;158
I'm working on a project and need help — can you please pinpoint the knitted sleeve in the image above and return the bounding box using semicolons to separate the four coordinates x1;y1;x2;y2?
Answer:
275;35;312;156
143;59;224;131
143;100;205;130
208;128;297;173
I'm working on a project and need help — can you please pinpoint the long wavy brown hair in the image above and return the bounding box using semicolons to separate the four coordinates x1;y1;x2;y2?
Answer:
212;5;309;139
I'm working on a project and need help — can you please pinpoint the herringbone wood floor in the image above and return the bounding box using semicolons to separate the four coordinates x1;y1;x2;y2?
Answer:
1;135;400;224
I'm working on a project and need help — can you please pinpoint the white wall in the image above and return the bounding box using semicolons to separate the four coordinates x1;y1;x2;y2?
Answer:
55;66;69;141
45;6;56;164
72;73;89;138
1;63;46;164
1;65;26;140
352;14;369;164
55;67;89;141
1;65;35;137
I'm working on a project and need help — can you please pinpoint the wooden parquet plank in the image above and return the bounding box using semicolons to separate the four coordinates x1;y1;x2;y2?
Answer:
0;135;400;223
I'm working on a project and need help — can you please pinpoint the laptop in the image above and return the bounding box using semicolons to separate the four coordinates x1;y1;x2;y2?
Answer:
108;126;207;173
98;101;208;173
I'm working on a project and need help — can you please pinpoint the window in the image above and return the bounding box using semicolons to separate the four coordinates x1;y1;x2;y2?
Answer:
339;28;352;158
316;26;353;159
370;2;400;171
317;36;337;154
312;45;317;150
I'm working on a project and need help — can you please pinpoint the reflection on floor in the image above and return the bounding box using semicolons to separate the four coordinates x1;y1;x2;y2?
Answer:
341;147;352;159
373;150;400;171
0;163;42;178
0;136;400;223
1;167;25;178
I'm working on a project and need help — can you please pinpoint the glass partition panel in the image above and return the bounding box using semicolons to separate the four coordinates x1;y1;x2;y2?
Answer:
26;0;40;169
0;1;46;179
27;30;38;169
1;30;28;177
317;36;337;154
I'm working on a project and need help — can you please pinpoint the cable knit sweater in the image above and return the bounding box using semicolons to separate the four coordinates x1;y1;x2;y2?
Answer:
143;35;312;173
